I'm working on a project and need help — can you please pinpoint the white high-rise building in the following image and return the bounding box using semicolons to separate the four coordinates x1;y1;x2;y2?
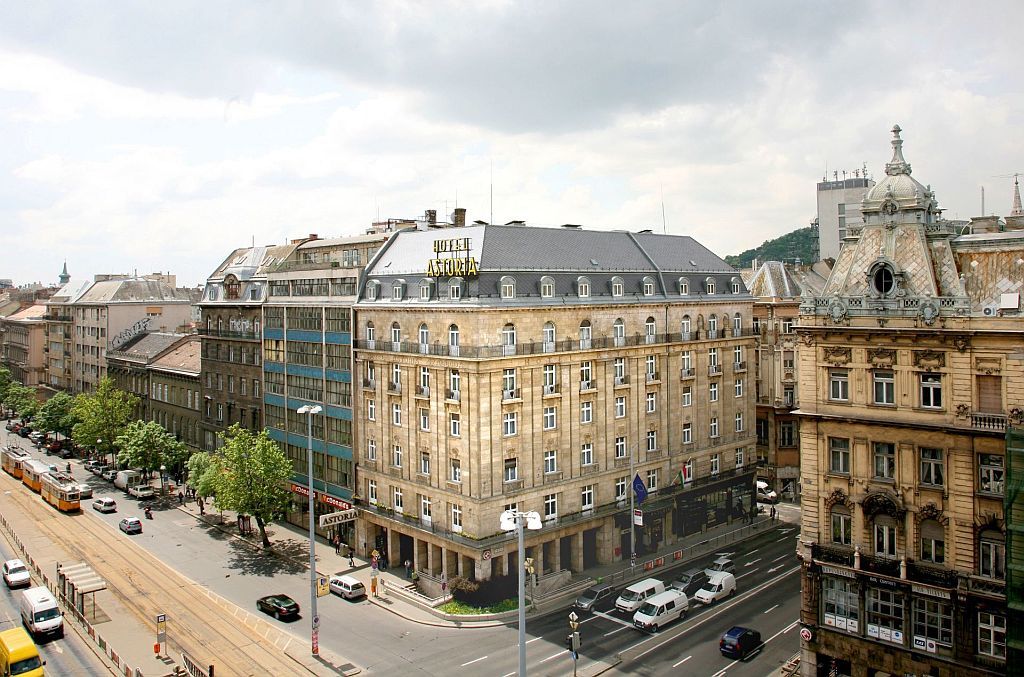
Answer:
816;174;874;261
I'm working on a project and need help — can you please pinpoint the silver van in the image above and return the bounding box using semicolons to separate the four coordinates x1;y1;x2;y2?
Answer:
615;578;666;614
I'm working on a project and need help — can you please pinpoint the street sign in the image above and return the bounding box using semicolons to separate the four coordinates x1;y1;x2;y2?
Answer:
312;614;320;630
319;508;357;528
312;628;319;656
317;576;329;597
800;627;813;642
633;508;643;526
156;613;166;644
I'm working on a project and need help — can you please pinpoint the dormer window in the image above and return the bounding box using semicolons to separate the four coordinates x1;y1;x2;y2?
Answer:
679;278;689;296
540;276;555;298
449;278;462;300
366;280;380;301
392;280;405;301
224;275;240;300
577;277;590;298
731;277;742;294
705;278;716;294
873;265;895;296
207;287;219;301
500;276;516;299
419;279;432;301
642;276;655;296
611;276;624;297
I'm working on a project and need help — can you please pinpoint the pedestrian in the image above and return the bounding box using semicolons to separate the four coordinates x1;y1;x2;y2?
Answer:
334;534;341;555
178;491;184;505
65;462;71;473
348;552;355;568
405;559;412;579
198;498;205;516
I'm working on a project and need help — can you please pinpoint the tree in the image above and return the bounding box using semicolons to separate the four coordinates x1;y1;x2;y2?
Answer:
0;366;13;403
71;377;139;463
3;383;39;419
115;420;188;477
208;425;293;548
34;392;77;438
186;452;218;499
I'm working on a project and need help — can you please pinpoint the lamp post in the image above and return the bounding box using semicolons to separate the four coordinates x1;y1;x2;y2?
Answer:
297;404;323;656
500;508;542;677
96;438;102;463
159;464;166;493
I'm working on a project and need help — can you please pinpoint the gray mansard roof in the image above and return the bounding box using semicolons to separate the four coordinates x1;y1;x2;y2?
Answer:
358;224;746;307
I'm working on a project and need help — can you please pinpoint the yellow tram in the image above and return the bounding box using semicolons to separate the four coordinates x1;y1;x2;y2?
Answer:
21;459;52;494
40;471;80;512
0;446;31;479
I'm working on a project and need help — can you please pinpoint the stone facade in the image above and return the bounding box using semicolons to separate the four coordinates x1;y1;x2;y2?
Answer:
149;336;202;454
0;304;47;387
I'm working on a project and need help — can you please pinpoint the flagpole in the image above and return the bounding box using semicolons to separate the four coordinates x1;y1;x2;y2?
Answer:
629;444;635;570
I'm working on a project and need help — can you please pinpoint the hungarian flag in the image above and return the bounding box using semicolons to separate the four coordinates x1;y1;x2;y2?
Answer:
677;469;686;486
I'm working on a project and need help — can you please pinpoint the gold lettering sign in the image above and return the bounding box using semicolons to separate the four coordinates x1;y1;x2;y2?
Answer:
427;237;479;277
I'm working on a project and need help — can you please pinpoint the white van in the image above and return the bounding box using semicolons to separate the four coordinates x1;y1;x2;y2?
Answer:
693;571;736;605
18;587;63;639
329;574;366;600
114;470;142;491
615;578;666;614
756;480;778;504
632;589;688;632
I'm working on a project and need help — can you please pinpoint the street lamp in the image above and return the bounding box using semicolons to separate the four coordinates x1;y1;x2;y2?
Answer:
159;464;167;493
297;404;323;656
96;438;102;463
500;508;542;677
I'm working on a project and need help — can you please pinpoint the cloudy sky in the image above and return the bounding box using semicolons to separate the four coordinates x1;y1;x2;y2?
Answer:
1;1;1021;287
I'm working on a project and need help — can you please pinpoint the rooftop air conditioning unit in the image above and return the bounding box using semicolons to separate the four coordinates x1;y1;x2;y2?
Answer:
983;306;998;316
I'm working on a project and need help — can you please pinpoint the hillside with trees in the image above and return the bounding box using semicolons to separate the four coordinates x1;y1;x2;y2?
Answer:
725;226;819;269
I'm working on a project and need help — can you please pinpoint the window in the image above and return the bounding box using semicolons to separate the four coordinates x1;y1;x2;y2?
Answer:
708;348;719;367
679;278;689;295
540;277;554;298
580;361;592;385
783;350;794;369
873;371;895;405
613;319;625;346
367;399;376;421
449;369;460;396
544;450;557;474
500;276;515;299
449;412;461;437
643;277;655;296
646;355;656;378
710;454;720;475
733;313;742;332
706;278;716;294
392;403;402;426
682;385;692;407
709;417;719;438
615;437;627;459
735;378;743;397
448;324;460;355
780;422;795;447
419;366;430;390
421;496;432;523
980;530;1006;579
682;459;693;482
614;357;625;382
646;430;657;452
543;406;557;430
731;279;741;294
504;458;518;482
420;452;430;475
707;315;717;337
979;454;1004;494
873;442;895;480
920;520;944;564
682;423;692;444
419;408;430;431
913;597;952;648
646;468;658;492
823;577;859;633
368;479;377;504
874;518;897;557
451;504;462;532
735;448;744;467
391;322;401;345
830;437;850;474
644;317;656;341
392;444;403;467
581;401;593;424
611;277;623;297
577;277;590;298
830;370;849;401
867;588;904;643
681;350;692;371
709;382;719;402
978;612;1006;659
503;368;517;394
733;346;743;365
581;485;594;511
393;487;403;512
831;508;852;545
920;373;942;408
419;281;431;300
391;363;401;387
502;323;516;351
920;448;943;486
581;443;593;467
615;477;627;501
544;494;557;519
781;319;794;333
681;316;691;337
418;323;429;346
367;439;377;461
392;282;403;300
734;412;744;432
615;396;626;418
646;391;657;413
450;459;461;482
503;411;518;436
449;280;461;299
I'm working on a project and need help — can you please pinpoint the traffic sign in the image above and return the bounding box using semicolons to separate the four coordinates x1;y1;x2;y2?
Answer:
312;614;320;630
156;613;166;644
633;508;643;526
317;576;329;597
800;627;813;642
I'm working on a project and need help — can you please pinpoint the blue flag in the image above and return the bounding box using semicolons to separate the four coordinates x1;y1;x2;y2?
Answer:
632;474;648;504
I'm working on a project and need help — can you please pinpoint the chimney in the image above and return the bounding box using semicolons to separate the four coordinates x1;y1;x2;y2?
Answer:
1004;216;1024;231
426;209;437;226
453;208;467;228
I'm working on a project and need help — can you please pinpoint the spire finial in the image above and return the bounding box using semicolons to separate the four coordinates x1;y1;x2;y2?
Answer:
885;123;911;176
1012;174;1023;217
58;260;70;285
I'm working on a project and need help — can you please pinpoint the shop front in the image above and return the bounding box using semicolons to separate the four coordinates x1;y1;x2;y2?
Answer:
285;483;355;549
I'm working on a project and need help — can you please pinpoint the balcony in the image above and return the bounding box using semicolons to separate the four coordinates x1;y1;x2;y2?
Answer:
680;331;692;342
580;380;595;393
614;375;629;387
680;368;695;380
646;371;660;383
708;364;722;376
860;553;901;578
387;381;401;394
198;327;261;340
644;334;656;345
448;344;460;357
811;543;855;567
906;560;959;588
967;575;1006;599
502;388;521;401
543;383;560;396
418;343;430;355
971;412;1007;432
733;361;747;372
415;385;430;398
446;389;461;403
362;378;376;389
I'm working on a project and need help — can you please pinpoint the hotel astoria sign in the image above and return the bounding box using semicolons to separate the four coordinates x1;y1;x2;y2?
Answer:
426;237;480;277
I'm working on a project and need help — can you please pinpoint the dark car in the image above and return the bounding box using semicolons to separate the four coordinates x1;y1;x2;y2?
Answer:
46;439;62;453
720;626;762;660
669;568;710;597
257;594;300;620
574;583;616;612
17;427;31;438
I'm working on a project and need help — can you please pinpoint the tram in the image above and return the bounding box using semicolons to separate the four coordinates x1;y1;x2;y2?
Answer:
21;459;52;493
0;446;31;479
40;471;80;512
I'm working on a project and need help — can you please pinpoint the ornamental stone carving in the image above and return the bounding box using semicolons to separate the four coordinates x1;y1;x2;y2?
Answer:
975;357;1001;375
913;350;945;369
868;347;897;366
916;503;948;527
955;403;969;419
823;347;852;366
824;488;853;510
954;335;970;352
827;298;848;325
862;491;905;520
919;299;940;325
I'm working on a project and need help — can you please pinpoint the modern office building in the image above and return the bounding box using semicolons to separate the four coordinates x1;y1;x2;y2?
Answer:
817;173;875;261
351;221;756;583
796;126;1017;676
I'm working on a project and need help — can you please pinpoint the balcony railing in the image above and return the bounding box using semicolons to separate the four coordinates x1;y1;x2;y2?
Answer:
812;543;855;567
972;412;1007;431
906;560;959;588
502;388;521;401
415;385;430;398
614;375;629;386
733;361;747;372
543;383;560;395
680;368;695;379
708;364;722;376
445;389;461;402
388;381;401;394
860;553;901;578
646;371;660;383
362;378;376;389
967;575;1006;599
198;327;261;340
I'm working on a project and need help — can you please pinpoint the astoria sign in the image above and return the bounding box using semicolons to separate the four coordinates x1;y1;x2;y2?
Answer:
426;237;479;277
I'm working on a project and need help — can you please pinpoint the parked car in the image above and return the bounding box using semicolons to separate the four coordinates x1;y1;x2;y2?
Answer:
2;560;31;589
92;497;117;513
756;480;778;504
45;439;62;453
720;626;762;660
90;463;109;476
76;484;93;499
669;568;710;598
119;517;143;535
102;470;118;482
4;421;14;431
574;583;617;612
129;485;155;500
328;575;366;600
17;427;31;438
257;594;300;620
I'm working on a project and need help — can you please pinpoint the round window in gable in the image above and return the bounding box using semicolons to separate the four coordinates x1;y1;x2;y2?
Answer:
873;266;895;296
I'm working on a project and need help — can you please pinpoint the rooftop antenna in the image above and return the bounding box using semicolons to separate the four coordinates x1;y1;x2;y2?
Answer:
660;185;668;235
981;186;985;216
490;160;493;225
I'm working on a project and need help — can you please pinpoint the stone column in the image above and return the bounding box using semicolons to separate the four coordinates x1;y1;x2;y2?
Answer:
571;532;584;572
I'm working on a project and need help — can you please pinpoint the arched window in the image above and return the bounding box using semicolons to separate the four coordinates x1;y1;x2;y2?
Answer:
542;321;556;352
449;278;463;300
613;318;625;346
644;316;656;344
577;276;590;298
579;320;592;349
448;324;460;357
502;323;517;356
707;314;718;339
500;276;516;299
540;276;555;298
920;519;945;564
679;278;689;295
217;318;223;332
681;315;691;339
642;276;655;296
390;322;401;349
611;276;624;297
418;323;430;346
365;321;376;344
705;277;716;295
873;515;898;558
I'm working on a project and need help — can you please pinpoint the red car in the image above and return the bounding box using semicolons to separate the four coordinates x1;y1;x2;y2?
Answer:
46;439;63;452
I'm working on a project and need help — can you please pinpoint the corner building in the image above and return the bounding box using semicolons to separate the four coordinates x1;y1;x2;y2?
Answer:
796;126;1017;676
353;223;756;582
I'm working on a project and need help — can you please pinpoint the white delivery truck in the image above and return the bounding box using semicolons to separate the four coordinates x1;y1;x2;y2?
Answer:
114;469;142;492
19;586;63;639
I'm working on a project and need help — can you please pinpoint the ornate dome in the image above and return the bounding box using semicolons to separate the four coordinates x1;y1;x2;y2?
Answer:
861;125;934;213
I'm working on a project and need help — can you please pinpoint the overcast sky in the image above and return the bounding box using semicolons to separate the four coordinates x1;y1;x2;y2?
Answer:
1;1;1021;287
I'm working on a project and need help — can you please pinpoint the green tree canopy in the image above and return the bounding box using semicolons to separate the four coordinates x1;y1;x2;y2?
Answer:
3;383;39;419
186;451;218;499
208;425;293;548
71;377;139;461
115;420;189;476
34;392;77;438
0;366;13;403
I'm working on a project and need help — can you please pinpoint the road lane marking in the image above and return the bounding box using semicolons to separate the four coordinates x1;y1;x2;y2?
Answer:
526;637;542;644
594;610;635;628
744;558;762;566
460;656;487;667
603;625;628;637
711;669;728;677
779;528;794;534
771;553;790;562
672;655;692;668
745;548;759;555
539;651;563;664
763;604;779;614
766;565;783;574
